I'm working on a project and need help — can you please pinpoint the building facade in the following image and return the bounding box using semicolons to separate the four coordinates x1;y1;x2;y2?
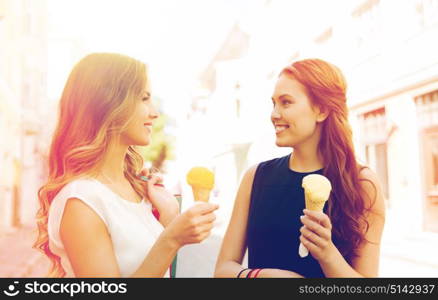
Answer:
0;0;48;230
194;0;438;236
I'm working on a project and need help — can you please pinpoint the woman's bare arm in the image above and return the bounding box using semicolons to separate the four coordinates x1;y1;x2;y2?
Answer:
61;198;218;277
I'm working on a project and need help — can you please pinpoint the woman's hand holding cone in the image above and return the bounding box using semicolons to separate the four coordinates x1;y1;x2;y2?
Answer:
299;209;336;263
163;201;219;248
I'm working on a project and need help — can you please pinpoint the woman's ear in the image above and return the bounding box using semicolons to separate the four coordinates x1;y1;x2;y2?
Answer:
315;106;329;123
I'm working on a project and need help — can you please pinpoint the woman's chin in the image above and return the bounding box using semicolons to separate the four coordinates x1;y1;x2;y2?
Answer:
275;138;291;148
135;137;151;147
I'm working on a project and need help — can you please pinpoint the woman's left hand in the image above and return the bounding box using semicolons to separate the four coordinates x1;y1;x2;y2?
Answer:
299;209;337;263
139;169;180;226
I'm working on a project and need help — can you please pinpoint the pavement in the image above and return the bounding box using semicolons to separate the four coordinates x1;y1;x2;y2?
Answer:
0;226;50;278
378;216;438;277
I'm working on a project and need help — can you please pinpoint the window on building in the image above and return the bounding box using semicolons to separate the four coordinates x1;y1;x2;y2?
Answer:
416;0;438;28
416;90;438;129
351;0;382;58
431;137;438;191
361;107;387;143
415;89;438;232
360;107;390;201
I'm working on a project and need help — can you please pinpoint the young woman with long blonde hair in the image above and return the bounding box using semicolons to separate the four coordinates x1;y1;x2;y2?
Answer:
35;53;218;277
215;58;385;278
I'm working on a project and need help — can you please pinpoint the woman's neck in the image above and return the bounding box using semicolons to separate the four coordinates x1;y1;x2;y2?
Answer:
289;149;323;173
290;130;324;172
99;142;129;182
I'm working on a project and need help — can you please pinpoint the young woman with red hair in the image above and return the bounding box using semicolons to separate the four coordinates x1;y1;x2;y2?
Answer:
215;58;385;278
35;53;218;277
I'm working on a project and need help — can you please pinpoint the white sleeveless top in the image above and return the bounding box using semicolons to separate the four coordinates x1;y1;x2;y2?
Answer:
47;178;170;278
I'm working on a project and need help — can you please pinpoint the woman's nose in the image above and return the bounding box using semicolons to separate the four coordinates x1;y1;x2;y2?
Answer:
150;103;160;119
271;107;281;120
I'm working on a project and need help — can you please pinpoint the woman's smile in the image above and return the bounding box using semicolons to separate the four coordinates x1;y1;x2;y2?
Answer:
144;122;153;133
274;124;290;134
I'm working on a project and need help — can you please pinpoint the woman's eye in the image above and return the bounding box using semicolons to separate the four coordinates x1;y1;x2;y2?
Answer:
282;100;291;105
142;97;150;102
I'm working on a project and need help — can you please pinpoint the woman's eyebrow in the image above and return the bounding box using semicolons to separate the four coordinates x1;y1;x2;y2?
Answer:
272;94;293;101
279;94;293;100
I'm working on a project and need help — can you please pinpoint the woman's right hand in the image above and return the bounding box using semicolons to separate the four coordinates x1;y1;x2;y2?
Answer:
162;202;219;248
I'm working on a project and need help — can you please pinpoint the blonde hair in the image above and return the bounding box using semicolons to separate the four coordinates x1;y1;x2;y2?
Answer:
34;53;149;277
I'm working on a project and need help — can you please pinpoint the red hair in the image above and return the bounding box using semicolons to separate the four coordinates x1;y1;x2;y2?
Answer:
283;58;374;262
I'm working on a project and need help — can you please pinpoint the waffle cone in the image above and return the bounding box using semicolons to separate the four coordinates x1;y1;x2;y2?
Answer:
304;190;327;211
192;187;212;202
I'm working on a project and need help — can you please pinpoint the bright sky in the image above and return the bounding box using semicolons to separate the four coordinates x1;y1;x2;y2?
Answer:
47;0;356;119
47;0;257;114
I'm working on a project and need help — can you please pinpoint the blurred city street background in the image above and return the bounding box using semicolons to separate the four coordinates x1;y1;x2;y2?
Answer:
1;0;438;277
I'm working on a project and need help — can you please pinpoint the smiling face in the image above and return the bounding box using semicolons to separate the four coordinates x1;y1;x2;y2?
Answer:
271;74;327;148
120;88;159;146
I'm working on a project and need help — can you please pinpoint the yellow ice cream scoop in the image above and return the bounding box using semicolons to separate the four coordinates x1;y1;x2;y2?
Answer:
186;167;215;202
302;174;332;211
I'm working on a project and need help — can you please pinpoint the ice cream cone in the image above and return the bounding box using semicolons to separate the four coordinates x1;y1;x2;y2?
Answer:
191;187;212;202
186;167;215;203
302;174;331;211
304;190;327;211
299;174;332;258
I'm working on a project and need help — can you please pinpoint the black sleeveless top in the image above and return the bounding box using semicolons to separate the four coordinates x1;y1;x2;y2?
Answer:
247;154;326;278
